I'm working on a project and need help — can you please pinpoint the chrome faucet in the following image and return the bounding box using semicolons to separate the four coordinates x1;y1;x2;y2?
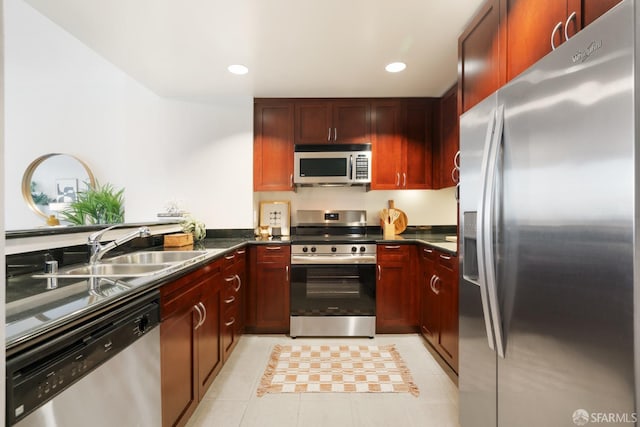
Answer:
88;225;151;264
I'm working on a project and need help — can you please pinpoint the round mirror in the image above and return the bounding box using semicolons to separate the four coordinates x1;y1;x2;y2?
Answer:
21;153;96;219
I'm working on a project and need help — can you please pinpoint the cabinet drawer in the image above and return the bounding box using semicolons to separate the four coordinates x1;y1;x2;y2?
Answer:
222;274;239;305
419;245;437;261
257;245;291;263
161;282;201;320
377;244;410;261
161;259;222;299
437;251;457;272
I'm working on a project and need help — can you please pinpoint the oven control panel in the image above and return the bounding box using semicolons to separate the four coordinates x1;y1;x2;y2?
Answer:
291;244;377;265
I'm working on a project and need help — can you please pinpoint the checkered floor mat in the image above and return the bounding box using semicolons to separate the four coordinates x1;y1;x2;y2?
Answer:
257;344;419;397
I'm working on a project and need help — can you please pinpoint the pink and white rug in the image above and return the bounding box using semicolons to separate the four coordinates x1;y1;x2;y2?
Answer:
257;344;419;397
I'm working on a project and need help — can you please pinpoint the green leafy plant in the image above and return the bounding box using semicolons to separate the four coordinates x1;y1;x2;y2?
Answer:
60;181;125;225
30;181;50;205
181;216;206;241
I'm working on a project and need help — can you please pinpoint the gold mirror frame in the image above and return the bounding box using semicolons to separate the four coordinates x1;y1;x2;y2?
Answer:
21;153;96;219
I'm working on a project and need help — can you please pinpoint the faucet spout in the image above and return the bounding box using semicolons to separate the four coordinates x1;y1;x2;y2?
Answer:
88;225;151;264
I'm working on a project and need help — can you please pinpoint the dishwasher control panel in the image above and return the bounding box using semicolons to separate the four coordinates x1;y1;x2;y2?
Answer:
6;295;159;426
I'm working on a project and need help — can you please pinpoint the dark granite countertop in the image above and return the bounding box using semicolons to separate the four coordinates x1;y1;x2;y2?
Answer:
6;229;456;353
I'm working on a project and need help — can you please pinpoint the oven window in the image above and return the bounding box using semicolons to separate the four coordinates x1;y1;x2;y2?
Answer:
299;158;347;177
291;265;375;316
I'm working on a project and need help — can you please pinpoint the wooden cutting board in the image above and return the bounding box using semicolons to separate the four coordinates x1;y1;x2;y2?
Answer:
388;200;408;234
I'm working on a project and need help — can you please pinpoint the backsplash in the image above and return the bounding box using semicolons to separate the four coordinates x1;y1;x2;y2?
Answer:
253;187;457;227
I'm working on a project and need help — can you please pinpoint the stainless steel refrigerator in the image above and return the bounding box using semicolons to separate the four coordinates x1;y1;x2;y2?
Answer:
459;1;638;426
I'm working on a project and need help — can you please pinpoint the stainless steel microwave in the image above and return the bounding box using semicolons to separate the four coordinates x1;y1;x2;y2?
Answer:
293;144;372;186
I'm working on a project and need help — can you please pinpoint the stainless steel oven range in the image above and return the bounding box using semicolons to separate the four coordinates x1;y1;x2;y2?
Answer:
290;210;376;337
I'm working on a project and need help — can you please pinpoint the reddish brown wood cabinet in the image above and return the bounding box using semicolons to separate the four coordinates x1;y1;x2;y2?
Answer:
294;100;370;144
371;100;403;189
459;0;622;114
376;244;418;333
458;0;506;114
253;100;294;191
247;245;291;333
434;84;459;189
583;0;623;26
371;99;436;190
506;0;582;80
160;260;223;427
419;245;459;373
221;248;246;362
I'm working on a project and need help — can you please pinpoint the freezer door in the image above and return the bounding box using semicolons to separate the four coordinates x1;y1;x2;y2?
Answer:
496;2;635;426
459;93;498;427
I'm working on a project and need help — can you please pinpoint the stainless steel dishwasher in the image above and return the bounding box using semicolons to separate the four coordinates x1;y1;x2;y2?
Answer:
6;291;161;427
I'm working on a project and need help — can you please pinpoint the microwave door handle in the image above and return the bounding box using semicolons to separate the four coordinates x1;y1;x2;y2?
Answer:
349;155;353;180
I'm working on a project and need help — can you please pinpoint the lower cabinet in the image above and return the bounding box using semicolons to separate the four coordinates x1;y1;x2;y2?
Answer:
419;244;459;372
376;244;418;333
159;258;226;427
221;248;246;362
246;245;291;333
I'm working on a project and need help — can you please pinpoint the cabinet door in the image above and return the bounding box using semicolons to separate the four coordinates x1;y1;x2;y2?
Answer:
197;277;222;399
294;102;332;144
459;0;506;113
254;100;294;191
436;252;459;372
371;101;403;189
435;85;459;189
255;246;291;332
506;0;582;80
404;99;434;189
332;101;370;143
376;245;416;332
582;0;622;26
419;246;439;343
161;290;200;427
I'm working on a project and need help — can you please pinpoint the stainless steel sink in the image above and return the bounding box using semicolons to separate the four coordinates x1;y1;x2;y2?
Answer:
34;263;174;278
102;250;208;265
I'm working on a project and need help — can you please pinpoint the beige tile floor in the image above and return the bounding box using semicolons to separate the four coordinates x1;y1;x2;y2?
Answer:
186;334;460;427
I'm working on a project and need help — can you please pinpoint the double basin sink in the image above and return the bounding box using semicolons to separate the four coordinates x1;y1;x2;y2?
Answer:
37;250;212;279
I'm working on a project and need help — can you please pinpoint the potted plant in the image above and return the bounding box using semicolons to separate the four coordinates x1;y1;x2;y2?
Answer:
60;181;125;225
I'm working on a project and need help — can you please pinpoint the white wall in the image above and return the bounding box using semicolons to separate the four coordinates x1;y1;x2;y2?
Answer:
256;186;457;228
4;0;254;230
4;0;457;234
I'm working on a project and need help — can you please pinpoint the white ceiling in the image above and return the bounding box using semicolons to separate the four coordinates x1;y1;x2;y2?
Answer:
23;0;485;101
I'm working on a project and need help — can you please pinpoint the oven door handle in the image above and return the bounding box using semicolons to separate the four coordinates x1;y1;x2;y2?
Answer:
291;255;377;265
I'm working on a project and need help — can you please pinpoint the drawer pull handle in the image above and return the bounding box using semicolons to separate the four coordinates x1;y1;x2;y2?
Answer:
440;254;452;260
193;304;204;330
234;274;242;292
225;317;236;327
236;249;246;255
377;265;382;281
423;248;433;254
266;246;282;250
224;296;235;304
225;254;236;260
384;245;401;249
225;276;235;282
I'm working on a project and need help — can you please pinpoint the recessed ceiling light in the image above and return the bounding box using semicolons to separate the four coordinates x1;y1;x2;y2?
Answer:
228;64;249;75
385;62;407;73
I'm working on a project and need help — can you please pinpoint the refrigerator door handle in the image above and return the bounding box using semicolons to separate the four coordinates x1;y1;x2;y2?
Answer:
482;103;506;358
475;106;499;354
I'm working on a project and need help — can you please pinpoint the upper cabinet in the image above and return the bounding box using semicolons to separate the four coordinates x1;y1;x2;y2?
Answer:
459;0;622;113
458;0;506;114
506;0;583;80
433;84;459;189
294;100;370;144
370;99;435;190
253;100;295;191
